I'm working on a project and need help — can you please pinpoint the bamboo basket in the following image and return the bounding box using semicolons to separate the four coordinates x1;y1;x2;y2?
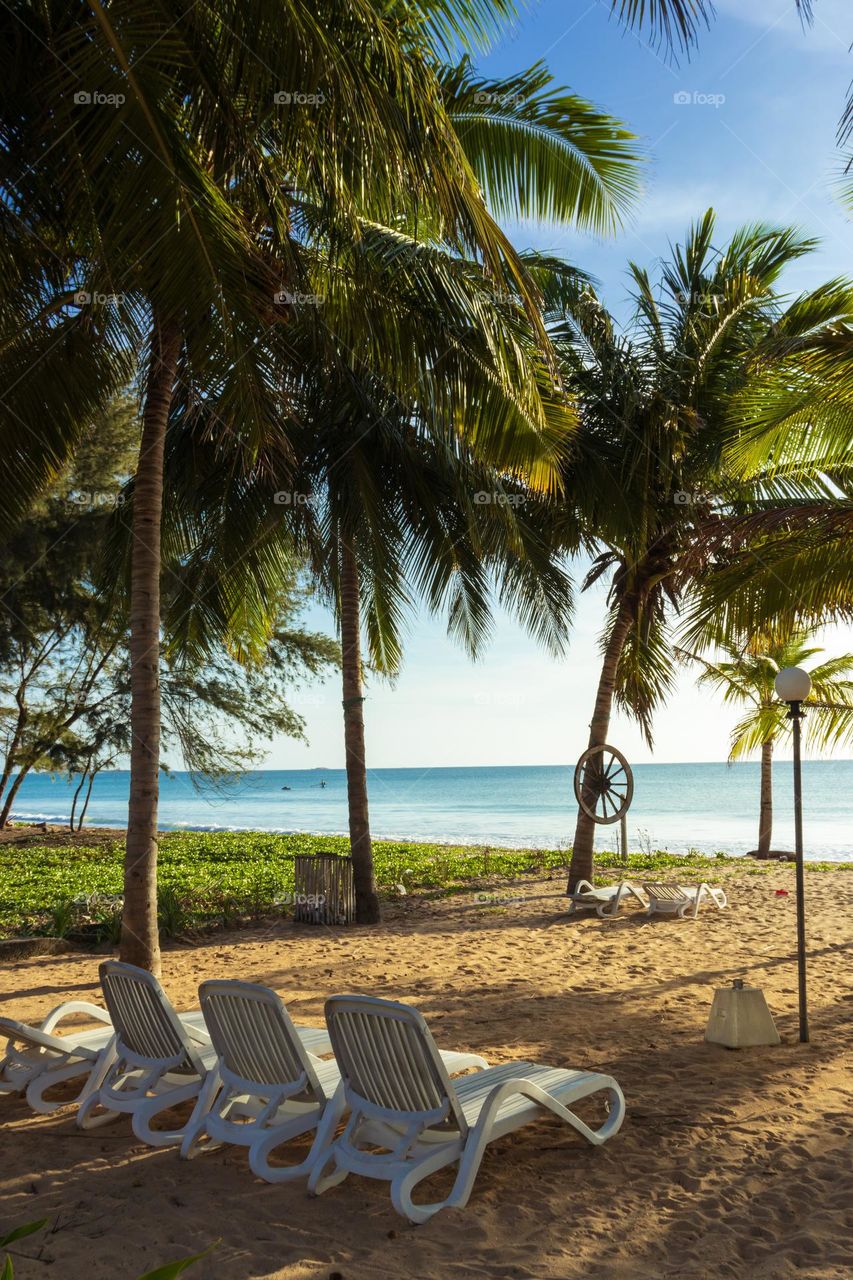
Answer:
293;852;355;925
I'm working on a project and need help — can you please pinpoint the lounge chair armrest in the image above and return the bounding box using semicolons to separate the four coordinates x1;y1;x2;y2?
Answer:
41;1001;113;1032
571;880;595;896
183;1022;213;1046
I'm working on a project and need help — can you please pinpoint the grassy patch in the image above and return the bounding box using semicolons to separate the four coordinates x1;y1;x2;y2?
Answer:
0;830;845;939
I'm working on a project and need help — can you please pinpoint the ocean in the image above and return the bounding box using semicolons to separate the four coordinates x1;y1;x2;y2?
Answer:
8;760;853;861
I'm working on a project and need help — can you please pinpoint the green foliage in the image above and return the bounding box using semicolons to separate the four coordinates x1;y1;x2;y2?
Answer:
136;1246;216;1279
0;831;844;939
549;210;853;747
0;1218;212;1277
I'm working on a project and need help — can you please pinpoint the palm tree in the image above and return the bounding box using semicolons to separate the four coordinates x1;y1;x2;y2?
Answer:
0;0;645;966
685;632;853;856
87;42;642;927
155;226;581;921
547;211;853;889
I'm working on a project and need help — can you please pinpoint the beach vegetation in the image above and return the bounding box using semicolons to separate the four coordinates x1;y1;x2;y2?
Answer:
0;830;844;941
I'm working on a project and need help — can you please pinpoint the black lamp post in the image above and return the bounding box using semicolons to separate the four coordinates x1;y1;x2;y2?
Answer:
774;666;812;1044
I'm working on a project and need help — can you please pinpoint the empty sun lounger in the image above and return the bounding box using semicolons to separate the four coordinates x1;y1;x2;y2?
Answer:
566;880;646;917
77;962;332;1146
181;980;489;1177
643;882;727;919
307;995;625;1223
180;979;344;1173
0;1002;116;1114
1;999;211;1118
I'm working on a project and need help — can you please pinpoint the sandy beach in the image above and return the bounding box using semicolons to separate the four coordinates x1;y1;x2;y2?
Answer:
2;863;851;1279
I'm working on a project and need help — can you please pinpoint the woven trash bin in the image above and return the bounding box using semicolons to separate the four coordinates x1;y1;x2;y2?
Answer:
293;852;355;925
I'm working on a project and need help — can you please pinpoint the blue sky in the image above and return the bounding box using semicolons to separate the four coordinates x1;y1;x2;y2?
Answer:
269;0;853;771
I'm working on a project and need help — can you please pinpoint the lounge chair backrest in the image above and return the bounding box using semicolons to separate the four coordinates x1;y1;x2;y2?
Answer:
99;961;204;1074
0;1017;68;1055
325;995;468;1135
199;980;325;1101
643;883;686;901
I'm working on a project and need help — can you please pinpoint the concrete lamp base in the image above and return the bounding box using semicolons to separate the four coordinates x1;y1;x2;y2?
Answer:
705;979;781;1048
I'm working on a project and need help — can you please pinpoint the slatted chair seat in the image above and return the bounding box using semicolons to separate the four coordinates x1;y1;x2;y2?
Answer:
308;995;625;1223
454;1064;613;1133
566;880;647;918
643;882;728;919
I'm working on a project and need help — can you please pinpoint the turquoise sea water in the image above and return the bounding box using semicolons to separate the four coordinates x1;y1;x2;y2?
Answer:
8;761;853;861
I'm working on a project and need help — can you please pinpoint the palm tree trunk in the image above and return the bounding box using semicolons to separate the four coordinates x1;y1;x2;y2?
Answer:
757;738;773;857
568;596;634;891
121;315;180;974
339;537;380;924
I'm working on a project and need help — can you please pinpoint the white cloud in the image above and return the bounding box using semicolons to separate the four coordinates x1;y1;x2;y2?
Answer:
713;0;851;58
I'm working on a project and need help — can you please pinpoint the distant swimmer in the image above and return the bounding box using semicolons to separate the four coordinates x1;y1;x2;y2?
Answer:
319;780;326;788
281;786;291;791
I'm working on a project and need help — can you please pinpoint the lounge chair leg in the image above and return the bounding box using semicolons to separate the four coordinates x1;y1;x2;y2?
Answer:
251;1084;346;1184
131;1080;205;1147
180;1071;224;1159
306;1146;350;1196
77;1089;122;1130
25;1059;95;1115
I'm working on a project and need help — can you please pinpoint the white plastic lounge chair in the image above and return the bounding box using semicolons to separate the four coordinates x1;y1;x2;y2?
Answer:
566;879;646;918
0;998;212;1120
0;1002;116;1114
179;979;344;1174
307;995;625;1223
643;882;727;919
181;980;490;1179
77;962;332;1147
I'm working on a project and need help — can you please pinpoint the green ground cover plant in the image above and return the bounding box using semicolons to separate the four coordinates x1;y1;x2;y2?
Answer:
0;831;843;940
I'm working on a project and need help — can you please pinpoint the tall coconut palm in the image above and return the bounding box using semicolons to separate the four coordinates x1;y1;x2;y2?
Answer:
546;211;853;889
151;221;581;922
85;43;641;929
684;632;853;856
0;0;644;966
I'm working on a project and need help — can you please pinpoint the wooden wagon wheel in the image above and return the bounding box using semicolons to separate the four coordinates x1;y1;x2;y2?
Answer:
573;744;634;826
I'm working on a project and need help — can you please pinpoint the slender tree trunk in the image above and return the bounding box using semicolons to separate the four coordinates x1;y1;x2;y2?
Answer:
70;769;87;831
78;768;97;830
0;699;28;827
568;596;635;891
121;315;180;974
339;537;380;924
757;738;773;857
0;764;31;828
